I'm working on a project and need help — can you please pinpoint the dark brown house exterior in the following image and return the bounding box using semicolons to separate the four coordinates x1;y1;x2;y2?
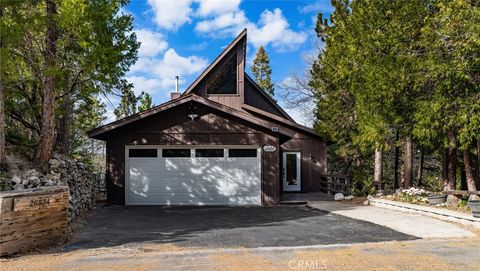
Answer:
88;29;327;206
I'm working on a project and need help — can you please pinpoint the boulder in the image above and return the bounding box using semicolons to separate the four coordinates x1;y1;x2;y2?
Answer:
21;178;29;185
363;200;370;206
344;195;354;200
446;194;461;207
11;175;21;184
24;169;39;177
334;193;345;201
469;195;480;201
28;176;41;186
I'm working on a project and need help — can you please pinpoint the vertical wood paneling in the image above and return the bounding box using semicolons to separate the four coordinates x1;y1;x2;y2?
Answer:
281;135;327;192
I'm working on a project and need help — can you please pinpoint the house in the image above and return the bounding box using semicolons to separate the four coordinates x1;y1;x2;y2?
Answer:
88;29;327;206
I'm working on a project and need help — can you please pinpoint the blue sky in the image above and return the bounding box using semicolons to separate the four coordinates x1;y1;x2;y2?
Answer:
106;0;334;125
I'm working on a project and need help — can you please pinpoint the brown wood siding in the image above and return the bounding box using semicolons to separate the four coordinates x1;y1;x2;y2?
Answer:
281;133;327;192
104;104;281;206
244;79;288;119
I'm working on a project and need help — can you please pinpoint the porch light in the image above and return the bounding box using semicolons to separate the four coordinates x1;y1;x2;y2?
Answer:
188;113;198;121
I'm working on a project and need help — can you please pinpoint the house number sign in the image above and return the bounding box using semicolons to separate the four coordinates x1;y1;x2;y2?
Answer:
14;195;52;211
263;145;277;152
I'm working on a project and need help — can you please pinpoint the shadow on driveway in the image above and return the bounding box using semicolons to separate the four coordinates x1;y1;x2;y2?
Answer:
63;204;417;251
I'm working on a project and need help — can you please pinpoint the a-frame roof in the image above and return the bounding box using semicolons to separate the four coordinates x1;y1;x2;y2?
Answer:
88;29;323;140
182;29;247;96
182;29;294;122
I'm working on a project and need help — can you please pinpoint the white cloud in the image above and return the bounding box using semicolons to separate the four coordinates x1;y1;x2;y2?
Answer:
127;48;208;97
147;0;193;31
195;8;307;51
124;76;165;96
195;10;248;34
249;9;307;51
135;29;168;57
196;0;241;17
299;1;335;14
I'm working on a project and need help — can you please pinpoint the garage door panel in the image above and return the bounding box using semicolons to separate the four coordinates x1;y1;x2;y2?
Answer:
129;177;226;192
126;146;261;205
127;193;227;205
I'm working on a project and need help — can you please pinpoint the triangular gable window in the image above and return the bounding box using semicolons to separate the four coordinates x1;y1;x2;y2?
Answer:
206;53;237;94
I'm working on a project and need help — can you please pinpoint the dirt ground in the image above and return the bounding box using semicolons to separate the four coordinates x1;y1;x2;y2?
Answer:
2;236;480;271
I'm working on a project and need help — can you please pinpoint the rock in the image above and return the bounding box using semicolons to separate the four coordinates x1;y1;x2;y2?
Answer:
367;195;374;200
50;158;67;170
21;178;29;185
402;187;429;196
334;193;345;201
4;154;97;227
24;169;39;177
446;194;461;207
469;195;480;201
363;200;370;206
11;175;21;184
344;195;354;200
28;176;41;186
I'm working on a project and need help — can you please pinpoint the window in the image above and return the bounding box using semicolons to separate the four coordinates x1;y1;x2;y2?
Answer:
162;149;191;158
195;149;224;158
129;149;157;158
206;53;237;94
228;149;257;158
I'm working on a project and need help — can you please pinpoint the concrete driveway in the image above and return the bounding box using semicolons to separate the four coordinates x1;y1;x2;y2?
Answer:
64;204;416;251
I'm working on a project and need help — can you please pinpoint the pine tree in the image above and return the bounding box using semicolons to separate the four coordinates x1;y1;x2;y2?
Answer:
114;80;138;120
251;46;275;97
137;92;153;112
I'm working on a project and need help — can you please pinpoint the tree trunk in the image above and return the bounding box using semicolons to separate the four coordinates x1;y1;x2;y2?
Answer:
416;151;424;187
444;131;457;191
476;141;480;189
460;164;467;191
442;148;449;186
36;0;57;170
54;94;73;155
0;77;6;170
0;6;6;171
402;136;413;188
394;130;400;190
374;147;383;185
464;149;477;192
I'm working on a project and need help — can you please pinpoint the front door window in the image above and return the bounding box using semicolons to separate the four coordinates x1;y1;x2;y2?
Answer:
282;152;301;192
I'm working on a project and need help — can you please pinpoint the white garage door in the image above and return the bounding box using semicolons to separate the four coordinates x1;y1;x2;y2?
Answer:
126;146;261;205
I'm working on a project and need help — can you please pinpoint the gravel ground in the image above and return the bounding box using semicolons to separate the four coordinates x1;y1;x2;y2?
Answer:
2;237;479;271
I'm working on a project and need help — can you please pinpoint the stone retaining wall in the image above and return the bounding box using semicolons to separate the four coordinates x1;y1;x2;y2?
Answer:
1;154;97;225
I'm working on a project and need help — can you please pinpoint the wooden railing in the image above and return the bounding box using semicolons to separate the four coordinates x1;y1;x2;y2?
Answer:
319;174;352;196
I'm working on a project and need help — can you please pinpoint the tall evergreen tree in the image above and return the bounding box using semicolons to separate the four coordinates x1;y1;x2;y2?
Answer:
311;0;431;191
114;80;138;119
2;0;139;163
415;0;480;191
137;92;153;112
251;46;275;97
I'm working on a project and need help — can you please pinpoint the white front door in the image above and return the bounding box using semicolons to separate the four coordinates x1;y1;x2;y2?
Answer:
282;152;301;192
